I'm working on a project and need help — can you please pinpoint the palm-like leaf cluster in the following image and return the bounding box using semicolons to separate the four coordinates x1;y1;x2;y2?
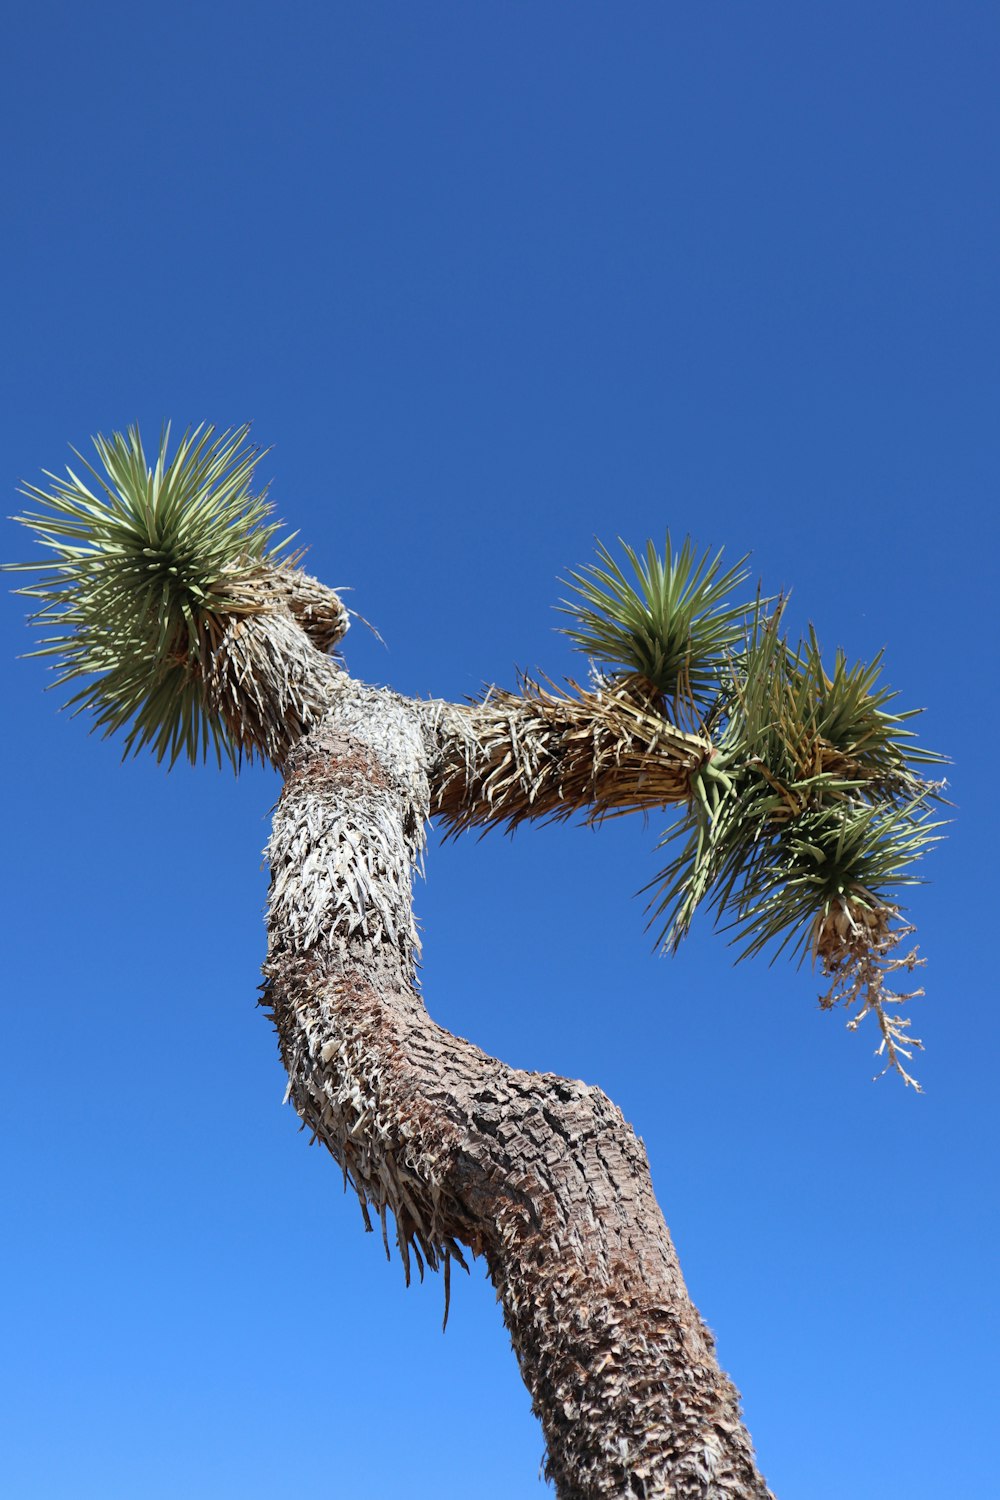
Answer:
562;542;946;1085
11;425;293;766
560;537;753;713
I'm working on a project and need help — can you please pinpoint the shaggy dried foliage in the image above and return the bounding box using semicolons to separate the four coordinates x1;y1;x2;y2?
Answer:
431;674;710;834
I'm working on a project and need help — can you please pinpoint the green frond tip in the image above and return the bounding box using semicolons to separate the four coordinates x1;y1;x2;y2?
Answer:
9;423;293;768
726;797;944;970
608;555;947;1085
558;535;755;712
644;608;946;958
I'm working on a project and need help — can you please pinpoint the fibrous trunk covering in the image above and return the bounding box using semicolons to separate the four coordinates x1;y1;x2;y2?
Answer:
262;668;773;1499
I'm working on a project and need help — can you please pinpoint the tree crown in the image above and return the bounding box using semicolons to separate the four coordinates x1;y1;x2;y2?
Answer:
12;424;946;1084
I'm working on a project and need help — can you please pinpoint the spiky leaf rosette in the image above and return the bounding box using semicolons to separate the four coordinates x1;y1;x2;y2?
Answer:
11;424;298;767
562;539;945;1086
559;536;754;715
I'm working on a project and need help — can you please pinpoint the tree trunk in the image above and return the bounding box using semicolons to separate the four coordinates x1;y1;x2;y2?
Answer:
262;675;773;1499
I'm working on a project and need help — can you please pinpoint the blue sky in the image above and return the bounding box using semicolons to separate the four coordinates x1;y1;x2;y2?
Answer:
2;4;997;1496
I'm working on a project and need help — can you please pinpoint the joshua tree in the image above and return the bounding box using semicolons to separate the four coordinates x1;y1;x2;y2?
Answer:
12;426;942;1499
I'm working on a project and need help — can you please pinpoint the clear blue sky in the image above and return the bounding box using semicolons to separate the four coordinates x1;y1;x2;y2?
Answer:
2;4;996;1497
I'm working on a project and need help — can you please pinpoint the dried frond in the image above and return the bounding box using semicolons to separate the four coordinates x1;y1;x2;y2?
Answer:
816;912;927;1090
431;673;711;835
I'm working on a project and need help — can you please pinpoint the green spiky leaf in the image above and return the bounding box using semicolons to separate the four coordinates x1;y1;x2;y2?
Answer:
726;797;944;968
643;597;946;958
10;423;292;767
559;536;754;710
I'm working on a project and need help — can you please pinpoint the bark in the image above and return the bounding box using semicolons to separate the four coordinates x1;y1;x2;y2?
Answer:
254;637;774;1498
428;679;710;834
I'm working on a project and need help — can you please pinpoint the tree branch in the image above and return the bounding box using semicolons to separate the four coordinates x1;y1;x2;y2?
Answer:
425;677;711;834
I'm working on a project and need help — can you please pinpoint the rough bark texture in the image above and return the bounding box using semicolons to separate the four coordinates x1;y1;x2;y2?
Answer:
254;628;774;1498
429;679;710;834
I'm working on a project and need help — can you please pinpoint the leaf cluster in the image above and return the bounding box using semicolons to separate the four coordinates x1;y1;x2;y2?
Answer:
562;540;946;1082
559;537;753;713
10;424;291;766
